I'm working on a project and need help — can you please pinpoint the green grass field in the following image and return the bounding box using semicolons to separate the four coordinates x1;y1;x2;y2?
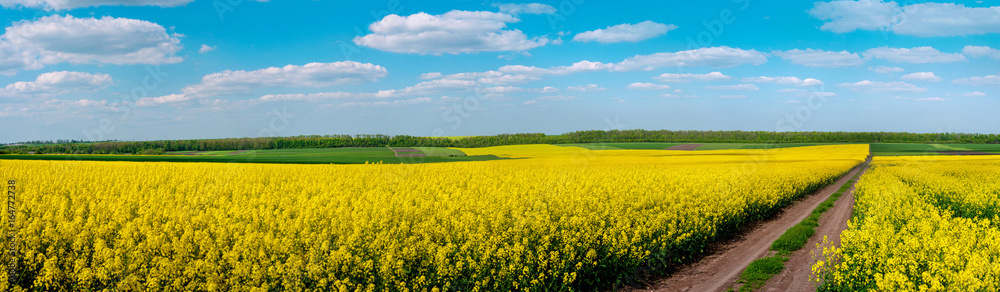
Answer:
412;147;466;157
692;143;853;150
870;143;1000;156
0;147;499;164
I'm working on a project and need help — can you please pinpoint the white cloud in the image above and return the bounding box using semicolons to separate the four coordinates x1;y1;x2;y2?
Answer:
0;71;111;97
251;78;480;104
663;93;699;98
964;91;987;97
626;82;670;90
900;72;943;82
481;86;557;94
353;11;548;54
808;0;899;33
498;60;614;76
0;15;183;75
868;65;904;73
0;0;194;10
614;46;767;71
706;84;759;91
809;1;1000;37
566;84;606;92
654;72;730;83
611;97;626;103
424;47;762;86
419;72;443;79
915;97;946;102
776;88;837;97
952;73;1000;86
135;94;193;107
334;97;432;108
863;47;966;64
494;3;556;15
772;49;864;67
963;45;1000;60
838;80;927;92
719;94;747;98
198;44;216;54
183;61;388;97
742;76;823;86
573;21;676;43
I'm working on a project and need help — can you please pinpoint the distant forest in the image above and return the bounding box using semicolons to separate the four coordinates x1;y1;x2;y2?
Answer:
2;130;997;155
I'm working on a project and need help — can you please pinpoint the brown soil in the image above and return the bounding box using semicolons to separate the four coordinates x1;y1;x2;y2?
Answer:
622;165;863;292
934;151;998;155
759;163;868;292
665;144;704;150
229;150;251;155
389;147;425;157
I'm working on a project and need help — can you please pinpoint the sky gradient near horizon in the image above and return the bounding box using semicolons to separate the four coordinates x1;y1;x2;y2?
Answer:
0;0;998;143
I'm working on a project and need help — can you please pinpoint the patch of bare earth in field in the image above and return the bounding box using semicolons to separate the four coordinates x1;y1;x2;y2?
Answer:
665;144;704;150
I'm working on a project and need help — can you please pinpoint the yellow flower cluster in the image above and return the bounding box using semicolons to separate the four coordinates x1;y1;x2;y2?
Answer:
815;155;1000;291
0;145;865;291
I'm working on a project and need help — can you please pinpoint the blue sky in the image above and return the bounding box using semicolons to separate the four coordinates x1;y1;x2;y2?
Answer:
0;0;997;143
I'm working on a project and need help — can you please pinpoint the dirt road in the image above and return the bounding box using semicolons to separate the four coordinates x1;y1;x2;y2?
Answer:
625;165;863;292
760;164;868;291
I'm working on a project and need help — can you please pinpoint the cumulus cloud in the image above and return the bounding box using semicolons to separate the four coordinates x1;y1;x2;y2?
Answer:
706;84;759;91
423;47;762;85
863;47;966;63
868;65;904;73
719;94;747;98
900;72;943;82
252;78;480;104
334;97;432;108
964;91;987;97
198;44;216;54
778;88;838;98
963;45;1000;60
566;84;606;92
481;86;557;94
183;61;388;97
952;73;1000;86
0;0;194;10
772;49;864;67
353;10;548;54
654;72;731;83
615;46;767;71
742;76;823;86
573;21;676;43
0;15;183;75
914;97;946;102
494;3;556;15
419;72;443;79
135;94;193;107
0;71;111;97
838;80;927;92
809;0;1000;37
626;82;670;90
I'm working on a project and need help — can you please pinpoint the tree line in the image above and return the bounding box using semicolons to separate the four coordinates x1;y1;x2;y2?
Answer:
1;130;997;155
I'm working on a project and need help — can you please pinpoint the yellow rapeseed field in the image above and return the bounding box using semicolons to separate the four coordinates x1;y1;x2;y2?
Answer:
814;155;1000;291
1;145;865;291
